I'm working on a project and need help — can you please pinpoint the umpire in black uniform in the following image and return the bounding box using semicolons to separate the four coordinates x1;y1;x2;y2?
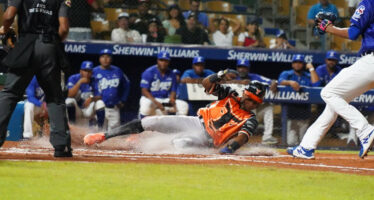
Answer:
0;0;72;157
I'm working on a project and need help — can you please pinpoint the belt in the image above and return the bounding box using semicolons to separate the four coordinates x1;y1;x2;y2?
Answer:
361;51;374;57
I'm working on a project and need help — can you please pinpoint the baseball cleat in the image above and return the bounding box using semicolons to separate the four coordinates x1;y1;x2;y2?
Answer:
287;146;315;159
84;133;106;146
359;129;374;158
261;136;278;145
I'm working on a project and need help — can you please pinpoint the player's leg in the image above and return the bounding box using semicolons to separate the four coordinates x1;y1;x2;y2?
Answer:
95;100;106;129
260;103;276;144
34;41;71;157
105;106;120;131
287;120;298;146
175;99;189;115
81;101;95;118
139;96;157;117
297;119;309;143
0;67;35;147
23;102;39;139
65;98;80;123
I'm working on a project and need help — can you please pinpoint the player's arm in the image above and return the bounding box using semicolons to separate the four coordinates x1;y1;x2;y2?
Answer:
202;69;237;93
68;79;83;98
26;81;42;107
58;0;70;41
306;63;319;84
220;116;258;154
1;6;17;34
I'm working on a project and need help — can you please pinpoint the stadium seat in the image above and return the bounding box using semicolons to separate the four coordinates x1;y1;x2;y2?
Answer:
104;8;124;22
91;20;110;34
263;36;272;48
277;0;290;16
206;1;232;12
294;5;310;27
330;0;348;8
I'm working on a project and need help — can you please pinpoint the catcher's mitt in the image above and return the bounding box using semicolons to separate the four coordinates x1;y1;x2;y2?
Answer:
314;11;337;35
0;28;17;50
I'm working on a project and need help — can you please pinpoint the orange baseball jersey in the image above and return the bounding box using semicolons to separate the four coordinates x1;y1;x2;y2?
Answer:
198;85;258;147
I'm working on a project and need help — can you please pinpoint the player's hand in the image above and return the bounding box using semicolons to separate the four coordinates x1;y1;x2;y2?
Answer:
269;80;278;93
83;98;92;108
154;101;165;111
289;81;300;91
79;77;90;84
306;63;314;70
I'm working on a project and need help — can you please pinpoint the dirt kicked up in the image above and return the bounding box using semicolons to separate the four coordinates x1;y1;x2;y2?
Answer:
1;125;374;176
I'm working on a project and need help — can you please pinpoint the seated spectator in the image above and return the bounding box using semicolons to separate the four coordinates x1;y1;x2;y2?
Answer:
129;13;139;30
348;0;360;16
111;12;142;43
237;19;266;48
212;18;241;47
181;56;215;84
146;18;165;43
92;49;131;131
307;0;339;26
176;12;210;45
278;54;320;146
269;30;295;49
65;61;105;126
139;51;189;117
23;77;46;139
183;0;209;28
134;0;160;35
162;4;186;36
234;59;278;144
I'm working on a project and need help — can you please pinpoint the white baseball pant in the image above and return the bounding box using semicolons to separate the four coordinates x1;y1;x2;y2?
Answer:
23;101;42;138
65;98;99;118
253;103;274;140
300;54;374;149
287;119;309;146
139;96;189;116
141;115;210;147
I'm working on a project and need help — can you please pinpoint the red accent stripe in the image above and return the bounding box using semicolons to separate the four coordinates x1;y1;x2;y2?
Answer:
244;90;263;104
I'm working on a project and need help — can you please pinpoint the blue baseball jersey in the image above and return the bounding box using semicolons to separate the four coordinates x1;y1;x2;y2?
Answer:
315;64;342;86
26;76;44;107
350;0;374;55
140;65;178;98
237;73;272;85
92;65;130;108
181;69;215;79
307;3;339;20
278;70;318;119
67;73;94;107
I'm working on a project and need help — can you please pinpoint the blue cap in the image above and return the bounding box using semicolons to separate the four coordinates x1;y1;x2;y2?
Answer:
326;50;339;61
172;69;181;75
236;59;250;68
157;51;170;60
292;54;305;63
192;56;205;65
80;61;93;70
100;49;112;56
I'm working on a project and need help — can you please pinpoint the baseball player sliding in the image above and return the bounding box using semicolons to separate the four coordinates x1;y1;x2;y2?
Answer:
288;0;374;159
83;70;266;154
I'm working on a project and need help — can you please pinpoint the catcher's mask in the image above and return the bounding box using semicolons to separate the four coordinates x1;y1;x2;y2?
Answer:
244;81;266;104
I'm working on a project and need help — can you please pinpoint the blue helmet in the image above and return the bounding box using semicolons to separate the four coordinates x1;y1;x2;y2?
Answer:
192;56;205;65
292;54;305;63
157;50;170;60
100;49;112;56
236;59;250;68
80;61;93;70
325;50;339;61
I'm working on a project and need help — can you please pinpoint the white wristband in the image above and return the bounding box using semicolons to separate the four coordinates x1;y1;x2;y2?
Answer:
309;68;315;72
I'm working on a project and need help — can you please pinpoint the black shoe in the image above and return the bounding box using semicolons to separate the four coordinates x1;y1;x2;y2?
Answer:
54;147;73;158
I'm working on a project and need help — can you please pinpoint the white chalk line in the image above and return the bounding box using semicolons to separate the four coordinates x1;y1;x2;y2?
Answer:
1;148;373;173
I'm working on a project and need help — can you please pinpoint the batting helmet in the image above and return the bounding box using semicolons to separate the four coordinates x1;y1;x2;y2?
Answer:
244;81;266;104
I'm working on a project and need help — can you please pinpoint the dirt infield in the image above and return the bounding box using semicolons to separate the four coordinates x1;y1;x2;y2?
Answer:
1;139;374;176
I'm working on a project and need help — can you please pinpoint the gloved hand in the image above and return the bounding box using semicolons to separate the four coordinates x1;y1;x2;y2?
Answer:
219;146;234;154
314;11;336;35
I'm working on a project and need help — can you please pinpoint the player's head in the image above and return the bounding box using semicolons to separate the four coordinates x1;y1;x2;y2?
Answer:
325;50;339;69
172;69;181;83
236;59;250;78
291;54;305;73
99;49;112;69
192;56;205;75
157;51;170;71
240;81;266;111
80;61;93;78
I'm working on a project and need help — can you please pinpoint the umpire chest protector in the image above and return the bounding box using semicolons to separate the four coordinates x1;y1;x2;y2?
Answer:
18;0;61;35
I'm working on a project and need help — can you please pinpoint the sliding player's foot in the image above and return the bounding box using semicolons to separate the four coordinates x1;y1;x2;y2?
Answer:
84;133;106;145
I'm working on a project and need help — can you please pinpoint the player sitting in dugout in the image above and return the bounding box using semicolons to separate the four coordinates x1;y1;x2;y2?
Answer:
83;69;266;154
